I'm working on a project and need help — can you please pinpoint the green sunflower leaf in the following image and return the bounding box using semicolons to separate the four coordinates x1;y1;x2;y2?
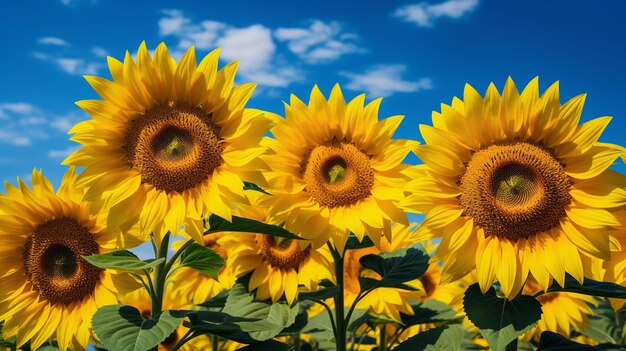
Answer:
358;247;429;291
393;325;465;351
463;283;542;351
345;235;375;250
178;242;224;279
297;285;341;301
546;275;626;298
91;305;183;351
401;299;463;327
579;298;622;344
83;250;164;272
536;331;610;350
243;181;271;195
206;215;303;240
236;339;294;351
222;283;300;341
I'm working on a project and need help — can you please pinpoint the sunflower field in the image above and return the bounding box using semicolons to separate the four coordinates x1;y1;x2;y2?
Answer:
1;41;626;351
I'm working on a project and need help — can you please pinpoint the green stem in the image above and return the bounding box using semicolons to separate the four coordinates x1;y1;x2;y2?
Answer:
379;325;386;351
151;233;170;318
330;243;347;351
313;299;338;342
169;330;194;351
212;335;219;351
505;338;518;351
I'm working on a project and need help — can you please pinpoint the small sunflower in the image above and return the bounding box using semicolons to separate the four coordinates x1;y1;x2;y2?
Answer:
402;77;626;298
343;224;422;321
118;288;210;350
168;232;234;305
0;168;139;350
220;191;334;303
521;276;596;341
263;85;415;251
64;42;272;244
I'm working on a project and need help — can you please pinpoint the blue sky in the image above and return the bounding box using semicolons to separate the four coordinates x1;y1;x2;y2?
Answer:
1;0;625;187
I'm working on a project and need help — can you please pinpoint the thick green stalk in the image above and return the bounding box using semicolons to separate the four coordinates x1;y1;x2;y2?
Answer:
151;233;170;319
331;245;347;351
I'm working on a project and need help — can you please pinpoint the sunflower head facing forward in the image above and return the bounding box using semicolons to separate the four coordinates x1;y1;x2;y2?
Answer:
0;168;138;350
263;84;415;252
403;77;626;299
64;42;272;244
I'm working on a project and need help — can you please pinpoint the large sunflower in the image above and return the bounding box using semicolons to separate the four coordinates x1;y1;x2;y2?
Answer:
263;85;415;251
402;77;626;298
64;42;272;244
220;191;334;303
0;168;139;350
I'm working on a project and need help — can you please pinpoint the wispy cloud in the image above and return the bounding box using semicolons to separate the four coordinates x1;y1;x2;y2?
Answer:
0;103;87;146
159;10;362;88
275;20;362;63
47;146;80;159
394;0;479;27
38;37;70;46
159;10;300;87
340;64;432;97
33;37;105;75
91;46;109;58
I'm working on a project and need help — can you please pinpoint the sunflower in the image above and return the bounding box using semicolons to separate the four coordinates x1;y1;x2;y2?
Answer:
168;232;234;305
402;77;626;298
63;42;272;244
0;168;139;350
521;276;596;341
262;84;415;251
343;223;423;321
219;191;334;304
118;288;211;350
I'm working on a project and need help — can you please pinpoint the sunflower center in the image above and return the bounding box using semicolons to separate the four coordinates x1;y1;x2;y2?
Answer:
125;103;224;194
460;142;571;241
256;235;310;270
23;217;102;305
302;142;374;208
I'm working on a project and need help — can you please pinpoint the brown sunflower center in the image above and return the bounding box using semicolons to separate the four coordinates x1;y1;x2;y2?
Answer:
23;217;102;305
256;235;310;270
460;142;571;241
125;103;224;194
302;142;374;208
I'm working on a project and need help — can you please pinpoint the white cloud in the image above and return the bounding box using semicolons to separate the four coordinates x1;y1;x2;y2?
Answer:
50;113;86;132
38;37;70;46
394;0;479;27
158;10;361;88
340;64;432;97
159;10;299;87
0;103;86;147
91;46;109;58
275;20;362;63
47;146;80;159
33;41;104;75
55;58;100;75
0;130;31;146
